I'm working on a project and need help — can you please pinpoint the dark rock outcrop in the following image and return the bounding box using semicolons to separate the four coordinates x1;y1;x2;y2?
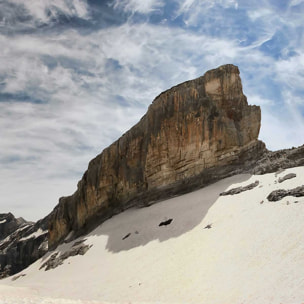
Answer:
39;240;91;271
219;180;259;196
253;145;304;174
0;213;50;278
159;219;173;227
267;186;304;202
0;213;27;241
278;173;297;183
48;64;266;249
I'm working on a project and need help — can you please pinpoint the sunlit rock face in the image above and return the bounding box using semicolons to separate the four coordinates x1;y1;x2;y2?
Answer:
48;64;265;249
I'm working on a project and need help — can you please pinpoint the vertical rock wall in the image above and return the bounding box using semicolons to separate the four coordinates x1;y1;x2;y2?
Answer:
49;64;265;249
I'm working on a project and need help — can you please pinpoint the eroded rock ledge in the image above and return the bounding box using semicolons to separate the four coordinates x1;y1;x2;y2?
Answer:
48;64;266;249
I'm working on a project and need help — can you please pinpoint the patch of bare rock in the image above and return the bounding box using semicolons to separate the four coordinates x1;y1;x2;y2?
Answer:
220;180;259;196
278;173;297;183
40;239;92;271
267;185;304;202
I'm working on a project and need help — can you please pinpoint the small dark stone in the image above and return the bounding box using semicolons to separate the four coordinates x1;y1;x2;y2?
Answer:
159;219;173;226
204;224;212;229
122;233;131;240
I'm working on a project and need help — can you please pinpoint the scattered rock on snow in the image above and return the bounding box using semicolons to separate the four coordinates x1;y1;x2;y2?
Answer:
220;181;259;196
11;273;26;281
278;173;296;183
159;219;173;227
40;243;92;271
267;185;304;202
122;233;131;240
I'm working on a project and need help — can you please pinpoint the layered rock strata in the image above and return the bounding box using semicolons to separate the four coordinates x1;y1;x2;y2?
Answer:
48;64;266;249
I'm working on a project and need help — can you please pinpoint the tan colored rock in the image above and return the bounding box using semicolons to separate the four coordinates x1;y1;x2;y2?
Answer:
48;64;265;249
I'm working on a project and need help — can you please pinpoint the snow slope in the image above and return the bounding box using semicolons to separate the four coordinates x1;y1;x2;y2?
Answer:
1;167;304;304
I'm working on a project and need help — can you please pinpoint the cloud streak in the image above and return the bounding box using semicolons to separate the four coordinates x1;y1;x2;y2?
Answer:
0;0;90;28
0;0;303;220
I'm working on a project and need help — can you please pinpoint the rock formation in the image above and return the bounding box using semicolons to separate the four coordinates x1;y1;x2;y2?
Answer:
2;64;304;277
0;213;49;278
219;180;259;196
0;213;27;241
267;185;304;202
48;64;266;249
253;144;304;174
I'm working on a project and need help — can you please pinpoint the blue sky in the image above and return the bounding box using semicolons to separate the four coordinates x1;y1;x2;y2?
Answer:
0;0;304;220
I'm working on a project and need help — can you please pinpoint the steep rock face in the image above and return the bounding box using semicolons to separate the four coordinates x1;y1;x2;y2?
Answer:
49;64;265;249
0;213;27;241
0;214;49;278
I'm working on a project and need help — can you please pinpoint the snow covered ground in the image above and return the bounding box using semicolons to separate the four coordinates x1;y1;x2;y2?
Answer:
1;166;304;304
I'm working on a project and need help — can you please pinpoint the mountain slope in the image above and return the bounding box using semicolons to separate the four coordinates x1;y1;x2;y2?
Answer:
1;166;304;303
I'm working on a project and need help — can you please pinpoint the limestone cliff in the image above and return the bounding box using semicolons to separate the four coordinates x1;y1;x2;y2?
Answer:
49;64;266;249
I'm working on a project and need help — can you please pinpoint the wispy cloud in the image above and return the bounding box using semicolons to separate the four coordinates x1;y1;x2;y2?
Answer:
112;0;164;14
0;0;90;27
0;0;303;220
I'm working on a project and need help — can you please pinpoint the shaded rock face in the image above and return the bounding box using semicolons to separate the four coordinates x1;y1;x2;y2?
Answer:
49;64;265;249
0;213;49;278
0;213;27;241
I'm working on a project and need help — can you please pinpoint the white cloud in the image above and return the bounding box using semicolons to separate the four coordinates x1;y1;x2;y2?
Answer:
260;106;304;151
0;0;304;220
289;0;304;7
275;53;304;91
0;0;90;26
175;0;238;26
247;8;273;21
246;95;275;106
112;0;164;14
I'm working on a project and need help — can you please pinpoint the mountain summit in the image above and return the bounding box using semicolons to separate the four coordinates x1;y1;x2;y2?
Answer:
49;64;266;249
